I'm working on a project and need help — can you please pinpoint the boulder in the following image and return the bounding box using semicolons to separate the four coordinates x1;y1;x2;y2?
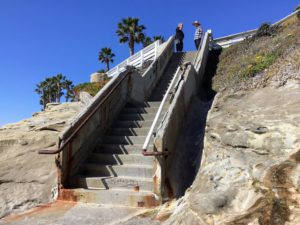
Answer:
90;72;106;83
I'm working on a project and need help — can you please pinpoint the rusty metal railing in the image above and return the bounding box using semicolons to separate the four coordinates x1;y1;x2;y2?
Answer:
38;70;132;155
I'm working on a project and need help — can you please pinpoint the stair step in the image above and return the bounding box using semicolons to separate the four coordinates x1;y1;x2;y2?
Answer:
113;120;163;128
103;136;147;145
118;113;156;121
109;127;150;136
70;176;153;191
84;164;154;178
96;144;153;154
88;153;154;166
60;188;159;207
122;107;159;114
126;101;161;108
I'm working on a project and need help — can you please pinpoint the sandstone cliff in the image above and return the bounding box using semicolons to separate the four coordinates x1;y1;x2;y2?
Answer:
0;102;84;218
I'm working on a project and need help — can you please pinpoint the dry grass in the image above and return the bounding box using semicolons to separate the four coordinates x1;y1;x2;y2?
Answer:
213;14;300;92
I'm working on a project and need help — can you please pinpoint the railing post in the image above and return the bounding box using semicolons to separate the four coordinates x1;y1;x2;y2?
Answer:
140;51;144;67
154;41;158;60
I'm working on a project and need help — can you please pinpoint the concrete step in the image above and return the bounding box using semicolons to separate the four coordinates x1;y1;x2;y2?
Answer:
60;188;159;207
84;164;154;178
103;135;147;145
88;153;154;166
118;113;156;121
109;127;149;136
113;120;161;128
126;101;161;108
96;144;152;154
70;176;153;191
122;107;159;114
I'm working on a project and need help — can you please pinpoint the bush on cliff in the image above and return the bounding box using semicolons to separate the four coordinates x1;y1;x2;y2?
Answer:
74;78;110;98
213;14;300;91
254;23;279;38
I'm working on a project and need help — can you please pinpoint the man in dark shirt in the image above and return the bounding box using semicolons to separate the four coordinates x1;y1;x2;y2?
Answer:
175;23;184;52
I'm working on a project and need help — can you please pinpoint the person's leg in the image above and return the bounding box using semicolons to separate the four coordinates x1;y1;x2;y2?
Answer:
198;38;202;49
195;39;201;49
176;43;180;52
179;41;183;52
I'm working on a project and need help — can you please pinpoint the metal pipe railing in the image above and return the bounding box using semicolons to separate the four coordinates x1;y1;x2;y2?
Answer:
38;70;131;155
142;66;182;156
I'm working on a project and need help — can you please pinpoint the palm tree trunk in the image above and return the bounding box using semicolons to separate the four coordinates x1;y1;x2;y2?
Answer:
48;88;51;104
129;34;134;56
57;83;61;103
42;89;46;110
106;59;109;71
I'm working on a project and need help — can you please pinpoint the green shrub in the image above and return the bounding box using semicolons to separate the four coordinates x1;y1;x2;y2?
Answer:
244;54;278;77
97;69;106;73
295;4;300;11
255;23;279;38
74;80;109;97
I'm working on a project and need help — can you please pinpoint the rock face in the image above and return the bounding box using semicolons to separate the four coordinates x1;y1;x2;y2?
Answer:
164;79;300;225
0;102;84;218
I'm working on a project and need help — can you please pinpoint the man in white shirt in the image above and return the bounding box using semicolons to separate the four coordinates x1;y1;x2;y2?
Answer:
193;21;203;50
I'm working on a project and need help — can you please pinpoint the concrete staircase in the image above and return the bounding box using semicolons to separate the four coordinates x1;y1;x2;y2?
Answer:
61;51;197;207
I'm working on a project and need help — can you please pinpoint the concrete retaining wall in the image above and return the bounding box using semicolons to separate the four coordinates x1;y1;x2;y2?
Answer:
130;37;174;103
59;69;135;186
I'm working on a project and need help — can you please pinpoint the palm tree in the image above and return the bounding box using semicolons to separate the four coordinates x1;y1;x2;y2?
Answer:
142;36;152;47
116;17;146;56
142;35;165;47
63;79;75;102
44;77;55;103
54;74;65;103
35;81;48;110
34;74;75;109
98;47;115;72
153;35;165;43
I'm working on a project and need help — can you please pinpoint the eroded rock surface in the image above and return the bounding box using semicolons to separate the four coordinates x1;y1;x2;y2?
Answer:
0;102;84;218
164;79;300;225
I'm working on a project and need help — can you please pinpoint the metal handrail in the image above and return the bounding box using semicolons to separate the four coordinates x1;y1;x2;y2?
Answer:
39;70;131;155
142;66;182;156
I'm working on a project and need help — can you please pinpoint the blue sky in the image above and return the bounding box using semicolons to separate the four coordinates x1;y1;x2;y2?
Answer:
0;0;299;126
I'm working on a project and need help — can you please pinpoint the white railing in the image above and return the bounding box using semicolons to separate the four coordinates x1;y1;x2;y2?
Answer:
215;9;300;48
107;40;161;77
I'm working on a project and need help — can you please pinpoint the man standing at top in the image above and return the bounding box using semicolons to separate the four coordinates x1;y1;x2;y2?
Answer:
192;20;203;50
175;23;184;53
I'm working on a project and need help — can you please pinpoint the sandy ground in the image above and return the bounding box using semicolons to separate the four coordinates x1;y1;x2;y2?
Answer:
0;201;153;225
